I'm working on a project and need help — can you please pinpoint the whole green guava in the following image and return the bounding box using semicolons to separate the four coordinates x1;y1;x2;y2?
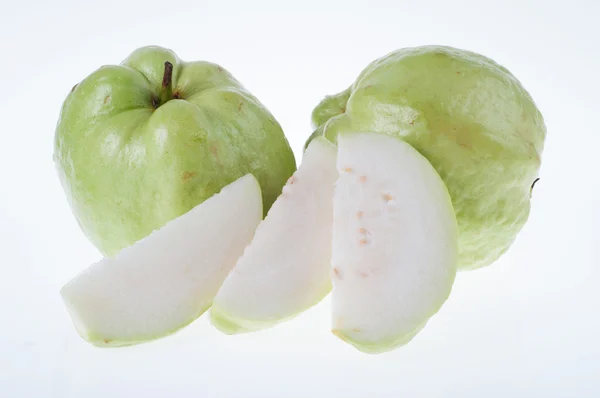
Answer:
307;45;546;270
54;46;296;256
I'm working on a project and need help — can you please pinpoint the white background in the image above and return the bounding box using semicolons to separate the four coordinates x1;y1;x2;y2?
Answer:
1;0;599;397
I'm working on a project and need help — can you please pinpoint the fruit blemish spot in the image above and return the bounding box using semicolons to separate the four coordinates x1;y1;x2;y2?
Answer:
182;171;196;182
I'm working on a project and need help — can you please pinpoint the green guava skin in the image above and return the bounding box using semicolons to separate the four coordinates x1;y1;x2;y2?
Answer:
54;46;296;256
307;45;546;270
332;322;426;355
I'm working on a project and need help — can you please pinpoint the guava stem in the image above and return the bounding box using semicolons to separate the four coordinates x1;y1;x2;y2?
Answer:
159;61;174;106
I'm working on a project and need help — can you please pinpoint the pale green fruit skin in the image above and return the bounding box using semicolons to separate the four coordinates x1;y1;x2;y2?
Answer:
210;281;332;335
308;45;546;270
210;307;273;335
333;322;426;355
54;46;296;256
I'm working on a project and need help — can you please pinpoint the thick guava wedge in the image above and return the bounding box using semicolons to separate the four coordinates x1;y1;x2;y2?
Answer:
211;138;337;334
61;174;262;347
331;132;458;354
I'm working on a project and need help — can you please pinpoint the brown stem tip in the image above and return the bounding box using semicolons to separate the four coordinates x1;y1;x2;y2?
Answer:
157;61;175;107
162;61;173;88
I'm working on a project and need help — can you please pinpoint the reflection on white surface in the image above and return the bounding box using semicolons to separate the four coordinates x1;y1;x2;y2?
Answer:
0;0;599;397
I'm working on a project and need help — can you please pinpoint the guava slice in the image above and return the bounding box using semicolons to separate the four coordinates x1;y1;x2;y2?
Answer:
211;137;337;334
331;132;458;354
61;174;262;347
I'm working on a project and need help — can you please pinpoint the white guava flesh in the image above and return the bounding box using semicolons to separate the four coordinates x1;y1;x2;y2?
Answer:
331;132;458;354
211;137;338;333
61;174;263;347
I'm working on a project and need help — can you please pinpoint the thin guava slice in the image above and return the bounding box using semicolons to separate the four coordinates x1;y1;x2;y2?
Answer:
211;137;337;334
61;174;262;347
331;132;458;354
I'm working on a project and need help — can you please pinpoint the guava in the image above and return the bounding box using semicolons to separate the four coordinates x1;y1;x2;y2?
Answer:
61;175;262;347
331;132;458;354
307;45;546;270
54;46;296;256
211;138;337;334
